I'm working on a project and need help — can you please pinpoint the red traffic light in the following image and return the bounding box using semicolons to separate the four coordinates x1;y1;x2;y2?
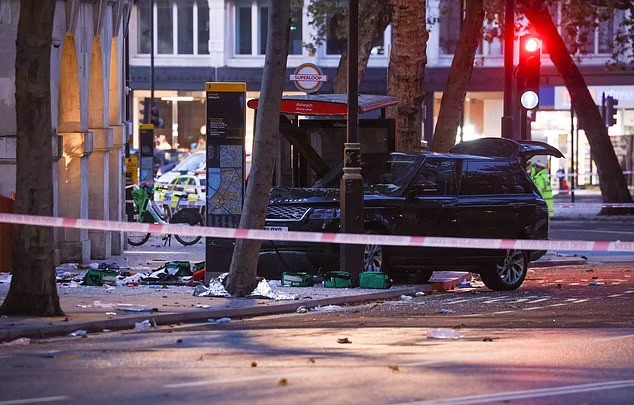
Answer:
524;37;540;53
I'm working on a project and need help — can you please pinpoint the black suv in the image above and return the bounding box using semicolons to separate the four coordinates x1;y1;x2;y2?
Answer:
259;138;563;291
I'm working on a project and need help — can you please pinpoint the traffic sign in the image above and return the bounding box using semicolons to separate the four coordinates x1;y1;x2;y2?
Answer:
290;63;327;93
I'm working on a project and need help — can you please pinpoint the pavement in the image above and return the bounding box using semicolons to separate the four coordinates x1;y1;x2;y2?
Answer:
0;188;632;343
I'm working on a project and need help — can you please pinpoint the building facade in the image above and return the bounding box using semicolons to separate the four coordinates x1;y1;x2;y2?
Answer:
125;0;633;191
0;0;131;264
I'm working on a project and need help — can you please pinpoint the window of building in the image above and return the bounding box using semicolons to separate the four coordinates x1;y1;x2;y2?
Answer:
137;1;152;54
439;0;461;55
157;0;174;54
289;5;303;55
259;6;268;55
597;19;613;54
197;0;210;54
135;0;210;56
326;13;346;55
178;2;194;54
236;6;252;54
236;1;304;56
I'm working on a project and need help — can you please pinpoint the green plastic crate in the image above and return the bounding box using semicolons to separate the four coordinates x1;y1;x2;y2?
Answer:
323;271;353;288
165;261;192;277
359;271;392;289
281;272;314;287
83;269;119;286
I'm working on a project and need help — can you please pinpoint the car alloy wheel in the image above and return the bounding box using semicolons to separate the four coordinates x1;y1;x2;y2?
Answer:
363;243;383;272
480;249;528;291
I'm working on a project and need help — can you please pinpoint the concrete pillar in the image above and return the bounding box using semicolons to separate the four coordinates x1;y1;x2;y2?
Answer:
109;124;126;255
57;131;93;263
88;127;113;259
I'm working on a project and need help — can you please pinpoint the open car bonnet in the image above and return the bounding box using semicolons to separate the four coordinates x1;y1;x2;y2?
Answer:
450;137;564;162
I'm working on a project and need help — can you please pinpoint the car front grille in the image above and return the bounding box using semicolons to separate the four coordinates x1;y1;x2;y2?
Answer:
266;205;310;222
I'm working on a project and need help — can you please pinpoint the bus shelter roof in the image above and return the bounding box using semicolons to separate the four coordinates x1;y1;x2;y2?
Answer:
246;94;398;116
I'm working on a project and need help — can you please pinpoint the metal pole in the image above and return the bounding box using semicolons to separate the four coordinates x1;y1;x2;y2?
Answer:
502;0;515;139
520;108;527;140
570;104;575;203
340;0;363;284
150;0;155;114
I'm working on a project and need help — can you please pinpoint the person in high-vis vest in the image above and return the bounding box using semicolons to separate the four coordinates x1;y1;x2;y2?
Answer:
531;161;554;218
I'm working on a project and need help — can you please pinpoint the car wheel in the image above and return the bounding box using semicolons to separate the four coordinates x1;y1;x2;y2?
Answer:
363;230;390;273
480;249;528;291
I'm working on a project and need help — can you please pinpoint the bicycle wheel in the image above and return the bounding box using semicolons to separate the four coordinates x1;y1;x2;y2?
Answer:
172;208;203;246
127;232;151;246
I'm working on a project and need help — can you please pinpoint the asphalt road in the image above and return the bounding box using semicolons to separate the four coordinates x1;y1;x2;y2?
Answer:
0;264;631;405
549;220;634;259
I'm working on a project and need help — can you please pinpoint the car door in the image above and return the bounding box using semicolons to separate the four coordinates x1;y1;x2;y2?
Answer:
457;160;527;258
397;158;459;259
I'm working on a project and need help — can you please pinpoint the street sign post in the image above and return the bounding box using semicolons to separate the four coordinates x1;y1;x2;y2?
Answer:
205;82;247;282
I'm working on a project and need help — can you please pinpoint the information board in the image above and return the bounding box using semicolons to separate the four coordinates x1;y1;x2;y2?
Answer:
205;82;246;277
139;124;154;185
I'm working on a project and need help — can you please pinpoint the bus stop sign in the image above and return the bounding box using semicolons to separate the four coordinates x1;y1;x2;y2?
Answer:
290;63;327;94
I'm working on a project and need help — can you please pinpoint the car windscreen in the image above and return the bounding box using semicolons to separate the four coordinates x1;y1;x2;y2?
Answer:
172;152;205;172
312;154;419;195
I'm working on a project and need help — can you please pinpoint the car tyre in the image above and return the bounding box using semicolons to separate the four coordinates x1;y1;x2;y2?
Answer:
363;230;390;273
480;249;528;291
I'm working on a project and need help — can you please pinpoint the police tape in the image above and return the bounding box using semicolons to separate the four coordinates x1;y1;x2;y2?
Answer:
554;203;634;208
1;213;633;253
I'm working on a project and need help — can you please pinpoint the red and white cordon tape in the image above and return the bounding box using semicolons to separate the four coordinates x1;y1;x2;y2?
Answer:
554;203;634;209
0;213;633;253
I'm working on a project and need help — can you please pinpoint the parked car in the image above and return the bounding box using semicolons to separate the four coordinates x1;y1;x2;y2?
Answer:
154;173;206;217
259;138;563;291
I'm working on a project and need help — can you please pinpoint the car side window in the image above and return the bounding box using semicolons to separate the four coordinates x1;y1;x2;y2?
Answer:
460;161;510;195
409;159;456;195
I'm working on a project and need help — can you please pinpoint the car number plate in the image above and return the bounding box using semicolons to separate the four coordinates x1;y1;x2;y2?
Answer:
265;226;288;232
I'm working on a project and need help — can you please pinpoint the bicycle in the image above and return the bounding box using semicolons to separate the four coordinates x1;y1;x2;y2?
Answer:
127;184;204;247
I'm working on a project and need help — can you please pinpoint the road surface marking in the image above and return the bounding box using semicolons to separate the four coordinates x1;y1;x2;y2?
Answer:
393;380;634;405
482;298;505;304
526;298;549;304
568;283;581;285
442;299;470;304
554;279;564;283
570;298;590;303
608;293;624;298
548;303;566;307
624;290;634;294
492;310;514;314
522;306;544;311
596;333;634;342
0;397;70;405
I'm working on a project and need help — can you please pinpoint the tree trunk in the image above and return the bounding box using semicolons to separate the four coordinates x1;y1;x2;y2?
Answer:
522;3;633;204
332;0;391;93
432;0;484;153
0;0;63;316
387;0;428;153
225;0;292;297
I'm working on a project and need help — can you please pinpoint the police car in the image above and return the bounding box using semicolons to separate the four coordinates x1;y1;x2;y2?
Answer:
154;173;206;217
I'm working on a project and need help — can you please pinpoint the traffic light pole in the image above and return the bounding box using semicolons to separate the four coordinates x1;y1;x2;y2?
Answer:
502;0;515;140
150;0;155;113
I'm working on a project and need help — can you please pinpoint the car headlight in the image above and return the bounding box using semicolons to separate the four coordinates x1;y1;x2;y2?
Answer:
308;208;340;220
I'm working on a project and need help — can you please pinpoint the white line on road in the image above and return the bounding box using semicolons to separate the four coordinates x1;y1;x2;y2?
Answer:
392;380;634;405
548;303;567;307
0;397;70;405
526;298;549;304
608;293;624;298
596;333;634;342
522;307;544;311
570;298;590;303
492;310;514;314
